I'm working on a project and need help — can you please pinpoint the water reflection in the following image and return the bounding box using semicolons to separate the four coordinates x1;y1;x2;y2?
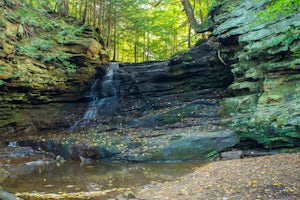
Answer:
1;161;204;194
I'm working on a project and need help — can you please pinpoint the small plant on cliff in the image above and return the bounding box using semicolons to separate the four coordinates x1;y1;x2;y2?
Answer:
16;37;55;59
258;0;300;21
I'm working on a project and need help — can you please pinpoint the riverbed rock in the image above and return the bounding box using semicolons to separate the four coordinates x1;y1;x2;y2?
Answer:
136;130;238;162
221;150;243;160
0;146;34;158
68;139;119;161
0;189;19;200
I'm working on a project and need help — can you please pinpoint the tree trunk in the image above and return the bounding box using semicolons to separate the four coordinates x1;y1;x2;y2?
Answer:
79;0;83;19
198;0;206;38
87;1;91;25
72;0;76;18
82;0;88;24
146;31;150;61
112;3;117;61
134;42;137;63
98;0;103;32
65;0;70;16
181;0;210;33
93;0;97;27
106;1;112;48
188;25;191;48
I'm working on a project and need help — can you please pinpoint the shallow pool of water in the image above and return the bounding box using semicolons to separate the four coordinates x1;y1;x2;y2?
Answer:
1;161;205;194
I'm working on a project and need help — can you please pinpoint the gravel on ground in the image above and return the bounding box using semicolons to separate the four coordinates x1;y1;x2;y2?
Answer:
133;152;300;200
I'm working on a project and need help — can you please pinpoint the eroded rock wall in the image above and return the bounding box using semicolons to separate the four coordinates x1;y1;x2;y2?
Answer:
0;6;109;139
210;0;300;148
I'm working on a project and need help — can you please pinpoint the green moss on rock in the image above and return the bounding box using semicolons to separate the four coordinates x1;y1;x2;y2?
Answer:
212;0;300;149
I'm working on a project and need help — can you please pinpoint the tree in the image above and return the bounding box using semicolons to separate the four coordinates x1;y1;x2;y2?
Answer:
16;0;213;61
82;0;88;24
180;0;211;33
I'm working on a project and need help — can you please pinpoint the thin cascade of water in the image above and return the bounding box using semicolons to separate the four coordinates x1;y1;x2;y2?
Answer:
69;63;119;131
82;79;100;120
8;141;18;147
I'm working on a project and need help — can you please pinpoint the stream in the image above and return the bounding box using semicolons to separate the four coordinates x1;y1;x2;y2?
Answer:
1;161;204;195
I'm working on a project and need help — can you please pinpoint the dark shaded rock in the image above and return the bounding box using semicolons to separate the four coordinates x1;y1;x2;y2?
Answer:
0;147;34;158
68;139;119;161
92;40;234;129
243;150;278;157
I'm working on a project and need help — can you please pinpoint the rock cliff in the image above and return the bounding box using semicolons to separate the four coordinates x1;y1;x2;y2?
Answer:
1;0;299;162
0;3;109;139
210;0;300;148
20;41;237;162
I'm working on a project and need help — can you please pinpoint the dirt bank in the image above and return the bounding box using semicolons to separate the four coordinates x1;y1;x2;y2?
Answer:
132;152;300;200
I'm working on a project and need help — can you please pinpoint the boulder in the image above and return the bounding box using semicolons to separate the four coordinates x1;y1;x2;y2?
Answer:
139;130;239;162
68;139;119;161
221;150;243;160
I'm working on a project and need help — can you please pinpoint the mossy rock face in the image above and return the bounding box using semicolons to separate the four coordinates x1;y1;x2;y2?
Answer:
212;0;300;148
234;121;300;149
0;6;109;139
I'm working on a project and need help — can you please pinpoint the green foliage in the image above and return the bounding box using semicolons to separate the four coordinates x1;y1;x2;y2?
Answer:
257;0;300;21
0;17;5;29
280;146;300;153
0;80;6;86
205;150;218;158
15;34;78;74
57;24;88;43
3;4;88;75
3;0;215;62
232;118;300;149
16;37;54;59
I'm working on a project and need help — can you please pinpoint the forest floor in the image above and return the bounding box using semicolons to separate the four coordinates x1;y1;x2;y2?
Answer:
130;152;300;200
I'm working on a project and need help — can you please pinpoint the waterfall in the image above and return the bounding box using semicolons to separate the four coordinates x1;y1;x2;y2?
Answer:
8;141;18;147
82;79;100;120
70;62;119;131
